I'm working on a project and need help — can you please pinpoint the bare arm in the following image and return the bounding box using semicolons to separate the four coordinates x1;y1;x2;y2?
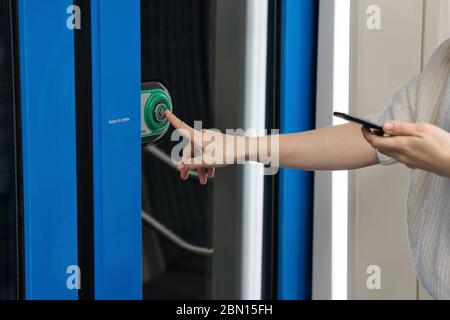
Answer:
165;111;379;184
253;123;379;171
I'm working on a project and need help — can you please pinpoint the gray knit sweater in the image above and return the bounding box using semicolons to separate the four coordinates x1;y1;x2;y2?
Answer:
368;71;450;300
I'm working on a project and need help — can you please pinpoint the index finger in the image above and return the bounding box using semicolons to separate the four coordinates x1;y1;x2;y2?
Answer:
165;111;196;138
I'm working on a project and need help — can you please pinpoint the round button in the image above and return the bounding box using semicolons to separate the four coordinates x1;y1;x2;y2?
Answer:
154;103;168;123
144;89;173;132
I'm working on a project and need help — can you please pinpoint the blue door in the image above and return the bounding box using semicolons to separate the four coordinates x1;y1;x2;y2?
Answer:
278;0;318;300
18;0;142;300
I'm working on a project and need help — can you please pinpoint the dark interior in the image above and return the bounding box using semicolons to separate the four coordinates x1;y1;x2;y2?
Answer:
141;0;215;300
0;0;22;301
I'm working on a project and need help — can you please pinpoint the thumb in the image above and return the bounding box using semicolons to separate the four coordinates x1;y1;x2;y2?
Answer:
383;121;419;137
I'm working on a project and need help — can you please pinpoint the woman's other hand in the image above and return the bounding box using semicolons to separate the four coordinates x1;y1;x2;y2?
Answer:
362;121;450;178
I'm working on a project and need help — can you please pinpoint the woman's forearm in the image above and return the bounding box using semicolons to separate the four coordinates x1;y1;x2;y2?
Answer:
248;123;380;171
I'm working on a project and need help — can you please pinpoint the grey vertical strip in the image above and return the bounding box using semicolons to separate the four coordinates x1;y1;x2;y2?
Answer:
312;0;335;300
211;0;247;299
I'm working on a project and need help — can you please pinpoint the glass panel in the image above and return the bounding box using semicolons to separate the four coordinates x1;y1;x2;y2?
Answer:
141;0;273;300
141;0;214;299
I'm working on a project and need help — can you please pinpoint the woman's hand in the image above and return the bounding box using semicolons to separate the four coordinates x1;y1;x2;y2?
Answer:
362;121;450;178
165;111;243;185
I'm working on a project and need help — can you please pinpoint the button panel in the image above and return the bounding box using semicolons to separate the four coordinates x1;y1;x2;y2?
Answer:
141;82;173;145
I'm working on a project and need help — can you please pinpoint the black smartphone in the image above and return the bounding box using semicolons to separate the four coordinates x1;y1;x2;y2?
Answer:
333;112;384;135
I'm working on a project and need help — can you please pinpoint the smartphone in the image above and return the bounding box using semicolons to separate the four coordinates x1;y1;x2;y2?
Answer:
333;112;384;135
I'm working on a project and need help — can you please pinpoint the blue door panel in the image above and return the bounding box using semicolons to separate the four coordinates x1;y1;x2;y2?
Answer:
278;0;318;300
18;0;78;300
90;0;142;300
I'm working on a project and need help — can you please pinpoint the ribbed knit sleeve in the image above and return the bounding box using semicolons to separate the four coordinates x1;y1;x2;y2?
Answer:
367;75;421;165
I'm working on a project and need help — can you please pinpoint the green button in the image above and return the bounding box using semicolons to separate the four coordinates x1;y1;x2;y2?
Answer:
144;89;173;133
154;103;168;123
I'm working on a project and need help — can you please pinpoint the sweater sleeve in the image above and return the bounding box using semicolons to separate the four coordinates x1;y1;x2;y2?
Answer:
366;75;421;165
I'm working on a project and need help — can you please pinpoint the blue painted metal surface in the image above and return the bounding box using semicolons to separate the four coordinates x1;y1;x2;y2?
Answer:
90;0;142;300
278;0;318;300
18;0;79;300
